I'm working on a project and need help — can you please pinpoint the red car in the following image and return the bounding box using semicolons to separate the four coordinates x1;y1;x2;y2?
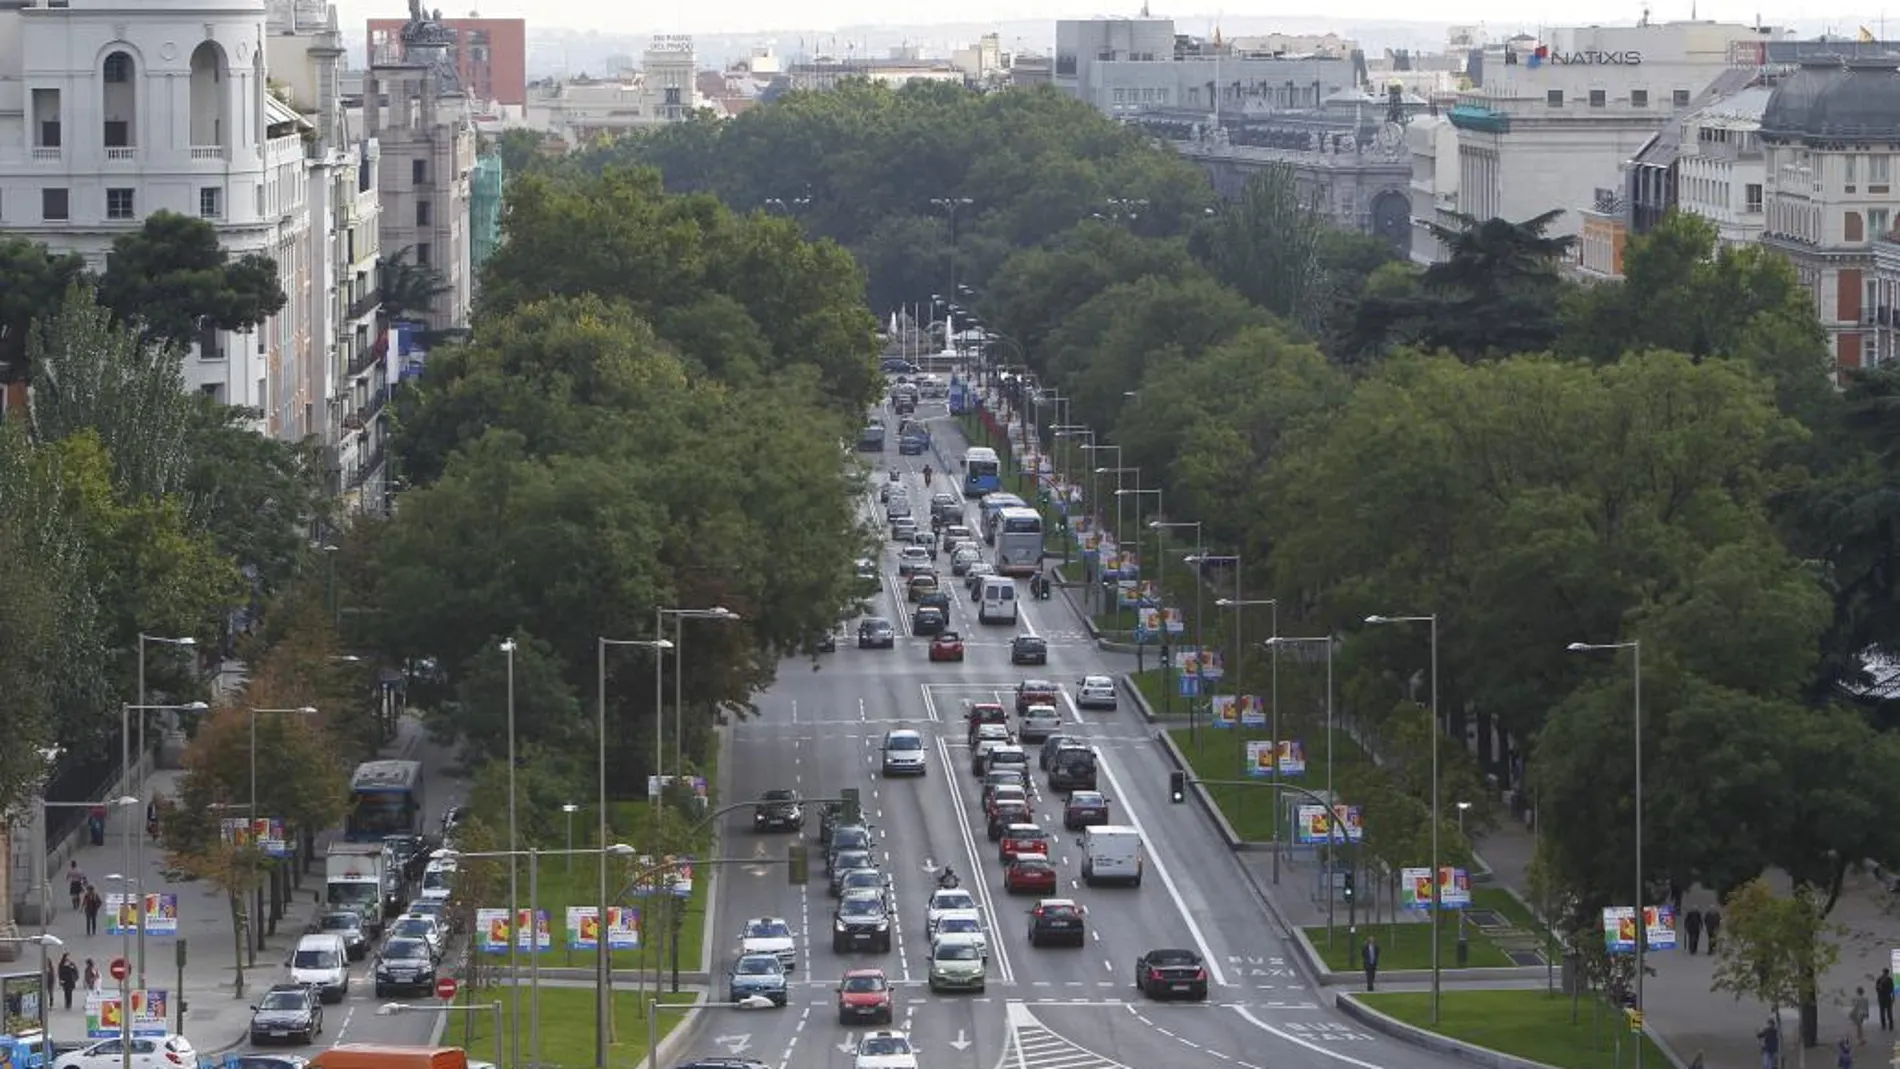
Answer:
965;702;1008;744
986;800;1031;840
1004;856;1059;895
999;824;1052;863
1015;680;1059;714
929;632;965;662
836;968;893;1024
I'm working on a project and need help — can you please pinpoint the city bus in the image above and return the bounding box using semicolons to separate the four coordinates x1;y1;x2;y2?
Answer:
963;447;1001;497
980;493;1027;544
994;506;1045;576
344;759;425;842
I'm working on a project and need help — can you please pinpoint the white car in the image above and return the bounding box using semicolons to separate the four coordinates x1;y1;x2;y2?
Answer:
419;858;456;901
930;909;987;952
1077;675;1118;710
897;546;932;575
925;888;978;935
972;723;1012;747
387;912;446;957
56;1036;197;1069
853;1030;920;1069
740;917;797;971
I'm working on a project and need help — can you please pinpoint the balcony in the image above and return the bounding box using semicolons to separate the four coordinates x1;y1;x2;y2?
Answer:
346;342;385;379
104;147;135;161
190;145;226;160
347;291;380;322
346;443;387;490
31;147;59;161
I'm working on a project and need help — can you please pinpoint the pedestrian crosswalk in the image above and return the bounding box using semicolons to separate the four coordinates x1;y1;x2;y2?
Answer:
1006;1001;1133;1069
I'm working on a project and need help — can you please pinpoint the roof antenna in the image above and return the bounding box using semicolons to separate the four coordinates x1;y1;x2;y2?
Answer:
1139;0;1149;14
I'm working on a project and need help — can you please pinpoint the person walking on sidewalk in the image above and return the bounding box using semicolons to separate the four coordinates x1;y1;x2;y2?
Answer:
56;955;77;1010
82;959;99;994
1838;1037;1854;1069
1706;907;1723;952
1852;987;1870;1045
81;884;102;936
1877;969;1895;1030
1760;1017;1782;1069
66;861;85;910
1684;906;1704;954
1361;935;1380;991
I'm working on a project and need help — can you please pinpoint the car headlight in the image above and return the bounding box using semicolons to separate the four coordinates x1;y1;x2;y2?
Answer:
835;920;848;931
874;919;890;930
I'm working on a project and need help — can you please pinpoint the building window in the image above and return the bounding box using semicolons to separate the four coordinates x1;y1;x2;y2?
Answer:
41;188;68;221
1631;89;1648;108
1847;154;1859;192
1673;89;1691;107
1875;208;1892;239
31;88;60;147
416;200;432;226
1546;89;1564;107
1846;210;1865;243
1746;183;1763;212
103;53;131;82
106;187;134;220
412;158;426;185
104;121;129;148
1589;89;1606;107
200;187;223;219
1873;154;1892;192
415;242;431;265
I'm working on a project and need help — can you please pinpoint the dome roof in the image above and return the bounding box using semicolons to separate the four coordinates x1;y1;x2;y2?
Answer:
1762;59;1900;142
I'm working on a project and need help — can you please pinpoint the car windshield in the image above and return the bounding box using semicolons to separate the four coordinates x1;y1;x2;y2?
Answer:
936;944;980;961
1148;950;1200;966
292;949;339;969
842;975;886;993
933;892;974;911
385;940;430;960
1071;793;1105;806
861;1037;911;1055
1041;905;1080;918
887;736;922;750
737;958;780;975
1014;858;1052;871
762;790;795;802
259;991;306;1010
836;851;870;867
939;917;979;933
843;871;880;886
842;899;882;917
319;914;359;930
394;919;430;937
746;921;790;938
422;870;452;890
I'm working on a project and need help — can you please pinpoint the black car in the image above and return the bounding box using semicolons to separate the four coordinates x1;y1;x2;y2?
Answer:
383;834;432;882
831;891;894;952
249;983;322;1045
858;618;896;649
372;937;438;997
827;850;877;894
753;790;803;832
827;825;875;862
1011;636;1049;665
1027;899;1088;948
815;631;838;653
314;910;369;960
1135;948;1211;1001
1048;750;1098;792
818;802;844;845
912;606;947;635
918;590;952;613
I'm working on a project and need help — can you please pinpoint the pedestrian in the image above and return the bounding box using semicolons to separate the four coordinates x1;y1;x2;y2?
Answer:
1760;1017;1782;1069
56;954;77;1010
1852;987;1870;1045
1876;969;1894;1030
65;861;85;910
1684;906;1704;954
1361;935;1380;992
43;956;53;996
1838;1037;1854;1069
82;959;99;994
81;884;102;936
1705;907;1723;953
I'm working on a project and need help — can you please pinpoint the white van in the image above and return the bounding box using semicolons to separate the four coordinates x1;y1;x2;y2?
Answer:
290;932;350;1002
418;859;456;902
977;576;1017;624
1080;825;1144;887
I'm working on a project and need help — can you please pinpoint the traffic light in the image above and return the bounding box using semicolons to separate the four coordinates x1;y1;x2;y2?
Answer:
841;787;861;824
1169;771;1186;804
788;843;808;886
1343;870;1356;902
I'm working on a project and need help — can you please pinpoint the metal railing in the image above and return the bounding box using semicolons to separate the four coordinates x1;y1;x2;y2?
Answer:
347;291;380;322
346;444;386;490
359;383;391;424
346;344;385;379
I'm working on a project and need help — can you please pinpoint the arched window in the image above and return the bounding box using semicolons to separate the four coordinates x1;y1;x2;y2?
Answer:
189;42;228;152
101;51;136;149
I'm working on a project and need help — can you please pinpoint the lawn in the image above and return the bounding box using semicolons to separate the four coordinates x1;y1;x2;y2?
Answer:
1306;913;1513;970
1360;989;1670;1069
449;986;698;1068
514;857;713;974
1165;723;1372;842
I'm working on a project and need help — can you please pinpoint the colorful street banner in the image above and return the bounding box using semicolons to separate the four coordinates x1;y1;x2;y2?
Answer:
1602;906;1678;952
628;855;694;898
219;817;291;859
1;971;44;1037
84;989;168;1038
105;894;178;937
565;906;642;950
1136;608;1161;642
645;775;710;803
1176;648;1224;680
1239;695;1267;729
1400;867;1472;910
475;908;552;953
1294;804;1365;844
1163;607;1185;635
1212;695;1238;728
1244;739;1306;776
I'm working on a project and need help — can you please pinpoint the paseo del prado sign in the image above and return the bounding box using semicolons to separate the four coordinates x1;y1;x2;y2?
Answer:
1527;46;1644;66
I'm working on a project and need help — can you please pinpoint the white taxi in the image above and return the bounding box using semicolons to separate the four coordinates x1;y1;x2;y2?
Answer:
853;1029;920;1069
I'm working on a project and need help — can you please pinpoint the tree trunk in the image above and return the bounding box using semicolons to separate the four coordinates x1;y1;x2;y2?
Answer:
1801;989;1819;1048
229;892;246;997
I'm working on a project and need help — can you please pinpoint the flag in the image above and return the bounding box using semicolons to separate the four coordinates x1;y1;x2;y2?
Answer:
1860;25;1877;41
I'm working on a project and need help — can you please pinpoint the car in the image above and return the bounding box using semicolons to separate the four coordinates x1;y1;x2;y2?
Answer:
372;936;438;997
950;547;982;576
1040;735;1084;771
852;1030;920;1069
909;530;939;553
917;589;952;613
969;735;1012;776
752;789;803;832
925;888;978;936
1015;678;1059;712
963;561;997;592
816;630;838;653
986;800;1032;840
998;823;1053;863
881;358;920;374
858;618;896;649
1003;854;1060;894
896;547;932;576
248;984;323;1045
829;823;876;856
387;912;446;958
982;743;1030;780
836;968;894;1025
739;917;797;972
981;768;1027;798
856;557;879;580
1018;704;1062;743
828;851;877;893
817;802;844;845
1076;675;1118;710
982;784;1029;815
1135;948;1211;1000
929;908;987;952
54;1036;198;1069
911;606;947;635
1063;790;1112;829
881;729;928;775
889;518;918;541
418;857;456;902
907;574;941;602
886;497;913;522
835;867;892;905
727;953;790;1007
928;631;964;662
832;889;894;952
939;525;974;552
675;1062;771;1069
402;898;451;930
1027;898;1088;947
1010;635;1049;665
930;493;960;516
927;933;987;993
965;703;1009;743
314;910;369;960
1048;747;1098;792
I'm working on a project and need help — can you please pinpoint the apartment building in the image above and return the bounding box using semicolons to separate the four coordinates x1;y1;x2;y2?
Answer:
365;14;526;106
1676;85;1771;249
1055;17;1357;117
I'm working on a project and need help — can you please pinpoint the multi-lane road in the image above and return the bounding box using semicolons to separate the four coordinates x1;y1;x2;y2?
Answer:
669;406;1463;1069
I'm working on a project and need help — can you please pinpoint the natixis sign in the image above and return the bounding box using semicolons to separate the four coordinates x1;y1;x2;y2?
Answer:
1527;45;1643;67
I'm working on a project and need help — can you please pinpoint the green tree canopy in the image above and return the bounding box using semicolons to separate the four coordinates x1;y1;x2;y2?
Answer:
983;222;1200;366
0;236;90;381
95;211;287;346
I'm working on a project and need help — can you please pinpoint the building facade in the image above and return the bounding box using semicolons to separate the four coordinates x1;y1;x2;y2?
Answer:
366;14;525;105
1676;85;1771;249
363;50;474;334
523;37;705;141
1055;18;1358;118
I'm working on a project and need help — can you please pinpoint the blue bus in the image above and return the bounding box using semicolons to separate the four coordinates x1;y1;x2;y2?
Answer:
963;447;1001;497
344;759;424;842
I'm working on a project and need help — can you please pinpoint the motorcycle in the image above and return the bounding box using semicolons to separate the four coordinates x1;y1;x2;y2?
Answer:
923;467;934;487
936;869;961;890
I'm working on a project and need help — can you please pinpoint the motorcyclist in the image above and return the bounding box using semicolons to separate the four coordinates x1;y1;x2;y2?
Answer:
923;465;934;486
889;467;900;482
937;867;959;890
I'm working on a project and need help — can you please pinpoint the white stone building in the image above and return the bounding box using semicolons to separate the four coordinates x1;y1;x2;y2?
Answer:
1055;17;1357;118
1676;84;1771;250
523;37;706;142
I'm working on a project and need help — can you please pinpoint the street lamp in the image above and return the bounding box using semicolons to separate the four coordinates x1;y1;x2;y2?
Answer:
763;195;810;214
133;634;195;797
1263;631;1330;909
930;196;975;296
1365;612;1441;1024
497;635;521;1066
0;933;60;1041
1077;443;1120;539
647;995;778;1069
379;1000;504;1069
117;701;204;986
562;804;580;872
1569;637;1643;1067
657;607;741;779
1456;800;1472;960
594;634;671;1069
1151;521;1201;717
247;707;316;970
1217;591;1278;871
1117;488;1164;666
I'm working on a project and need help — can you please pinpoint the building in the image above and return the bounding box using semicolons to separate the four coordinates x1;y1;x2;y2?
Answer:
522;36;704;141
784;54;965;92
366;13;524;105
1676;85;1771;249
469;152;501;275
1054;17;1359;118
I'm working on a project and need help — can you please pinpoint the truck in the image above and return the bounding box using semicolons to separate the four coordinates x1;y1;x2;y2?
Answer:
326;842;391;936
898;419;930;455
858;421;886;451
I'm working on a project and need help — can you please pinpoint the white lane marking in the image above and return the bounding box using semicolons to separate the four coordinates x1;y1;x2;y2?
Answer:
1232;1006;1384;1069
859;698;868;722
791;699;798;724
1092;747;1230;987
919;685;942;723
1060;689;1085;725
1018;591;1040;639
882;573;914;638
933;733;1016;984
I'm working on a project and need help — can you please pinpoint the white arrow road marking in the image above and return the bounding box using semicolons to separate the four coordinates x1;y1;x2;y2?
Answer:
921;857;940;873
948;1028;971;1051
837;1030;859;1055
713;1034;751;1055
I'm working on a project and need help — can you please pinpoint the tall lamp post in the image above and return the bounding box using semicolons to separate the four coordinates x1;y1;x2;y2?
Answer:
0;933;60;1041
86;795;137;1069
594;635;672;1069
378;1000;505;1069
657;607;742;779
134;634;196;796
247;706;317;969
1217;593;1277;864
1117;487;1164;676
1568;637;1643;1069
1365;612;1441;1024
1262;630;1331;905
930;196;975;297
121;701;206;984
1151;520;1201;716
499;635;521;1067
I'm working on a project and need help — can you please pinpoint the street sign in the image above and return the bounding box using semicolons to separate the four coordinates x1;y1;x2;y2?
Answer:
434;977;458;1001
108;958;128;982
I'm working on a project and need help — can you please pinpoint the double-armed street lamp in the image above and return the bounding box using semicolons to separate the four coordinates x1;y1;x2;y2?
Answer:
657;607;742;779
379;1000;503;1069
1365;612;1442;1023
1568;637;1644;1068
1264;635;1337;931
1215;590;1278;865
930;196;975;295
498;635;521;1059
1150;520;1202;715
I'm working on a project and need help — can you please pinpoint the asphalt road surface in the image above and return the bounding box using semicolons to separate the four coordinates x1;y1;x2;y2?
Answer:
670;403;1471;1069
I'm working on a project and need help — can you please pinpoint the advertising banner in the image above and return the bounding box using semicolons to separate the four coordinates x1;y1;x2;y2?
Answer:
1177;648;1224;681
84;990;168;1039
1400;867;1471;910
629;856;694;898
1212;695;1238;728
1164;608;1185;635
1136;608;1161;643
1244;739;1306;776
219;817;291;859
0;972;44;1037
475;908;551;953
105;894;178;937
1601;906;1677;952
1178;672;1202;698
565;906;642;951
1439;866;1472;909
1294;804;1365;844
1238;695;1267;729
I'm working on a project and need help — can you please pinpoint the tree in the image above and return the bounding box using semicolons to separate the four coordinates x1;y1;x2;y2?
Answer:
1712;879;1843;1049
0;236;90;380
1357;211;1575;361
449;630;586;768
489;128;554;181
1192;165;1330;329
982;222;1201;366
95;211;287;347
177;395;331;602
378;246;452;321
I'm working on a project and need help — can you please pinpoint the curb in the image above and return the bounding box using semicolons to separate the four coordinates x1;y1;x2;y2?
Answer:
632;990;709;1069
1337;991;1563;1069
